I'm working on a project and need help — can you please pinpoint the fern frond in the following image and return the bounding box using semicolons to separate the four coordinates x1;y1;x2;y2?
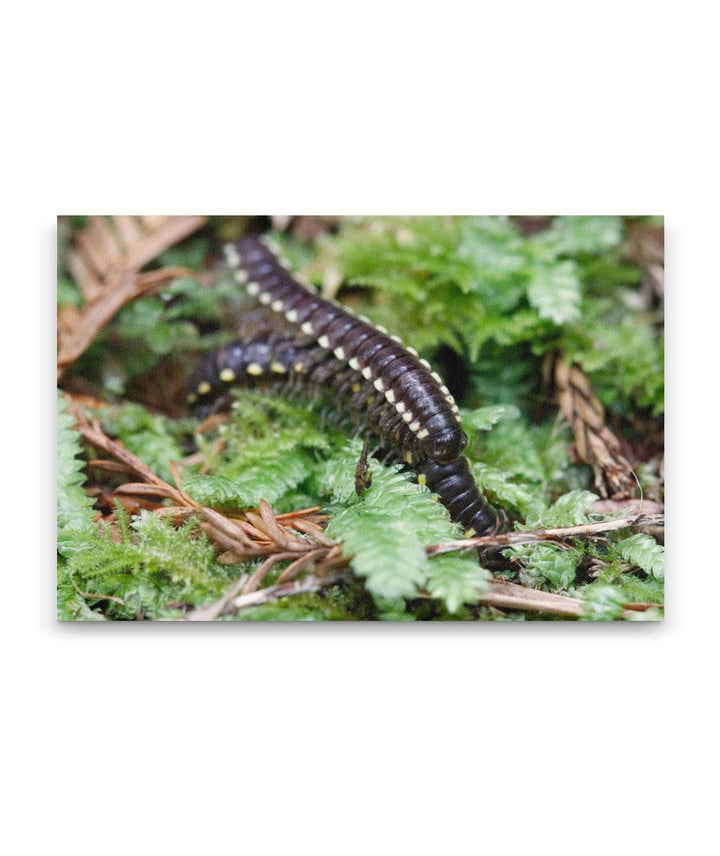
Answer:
462;404;521;434
183;450;315;508
537;216;624;257
324;443;488;612
425;556;490;615
330;508;429;600
616;534;665;579
57;392;95;556
527;260;582;325
521;490;599;529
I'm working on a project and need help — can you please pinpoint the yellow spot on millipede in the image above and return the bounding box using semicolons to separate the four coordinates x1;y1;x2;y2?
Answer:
270;361;287;374
219;368;235;382
464;528;476;539
405;451;413;464
417;473;426;485
246;363;263;376
197;381;211;394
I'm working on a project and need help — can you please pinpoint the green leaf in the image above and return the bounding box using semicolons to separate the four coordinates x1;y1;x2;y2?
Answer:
527;260;582;325
330;507;428;599
479;419;547;484
57;392;95;556
540;216;624;256
374;597;416;621
156;237;210;270
468;349;537;407
324;450;484;612
426;556;490;615
617;534;665;579
523;490;598;529
518;544;579;589
183;450;314;508
462;404;521;433
180;474;249;507
579;584;627;621
472;462;542;518
564;315;665;415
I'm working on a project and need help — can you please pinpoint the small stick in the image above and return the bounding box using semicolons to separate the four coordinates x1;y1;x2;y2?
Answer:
185;574;249;621
426;514;663;557
228;573;341;614
87;459;134;474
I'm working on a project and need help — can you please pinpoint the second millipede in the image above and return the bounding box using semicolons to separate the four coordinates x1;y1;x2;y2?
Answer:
188;235;499;538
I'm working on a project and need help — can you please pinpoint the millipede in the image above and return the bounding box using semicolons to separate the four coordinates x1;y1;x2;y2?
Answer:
187;234;499;538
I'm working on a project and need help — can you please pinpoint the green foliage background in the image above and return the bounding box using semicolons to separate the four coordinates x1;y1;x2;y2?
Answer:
57;216;664;621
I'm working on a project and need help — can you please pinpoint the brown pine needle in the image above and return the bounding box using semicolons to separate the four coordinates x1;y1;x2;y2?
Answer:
242;553;297;594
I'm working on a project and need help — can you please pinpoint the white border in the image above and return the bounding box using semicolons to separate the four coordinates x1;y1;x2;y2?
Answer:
4;2;715;853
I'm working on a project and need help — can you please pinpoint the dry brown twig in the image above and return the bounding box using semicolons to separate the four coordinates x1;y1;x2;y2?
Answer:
477;579;660;620
57;215;207;378
553;356;635;498
425;514;663;558
227;573;344;616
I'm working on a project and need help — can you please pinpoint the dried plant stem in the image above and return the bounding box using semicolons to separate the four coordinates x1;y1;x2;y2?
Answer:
185;575;249;621
228;574;340;614
554;357;634;498
425;514;662;557
479;580;584;617
478;579;660;619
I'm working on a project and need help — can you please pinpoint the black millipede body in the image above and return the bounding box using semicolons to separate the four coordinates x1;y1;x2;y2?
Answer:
227;236;468;464
415;456;496;538
187;235;499;537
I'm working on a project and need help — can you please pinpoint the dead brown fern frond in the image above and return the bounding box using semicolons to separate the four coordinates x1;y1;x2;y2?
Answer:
57;215;207;378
